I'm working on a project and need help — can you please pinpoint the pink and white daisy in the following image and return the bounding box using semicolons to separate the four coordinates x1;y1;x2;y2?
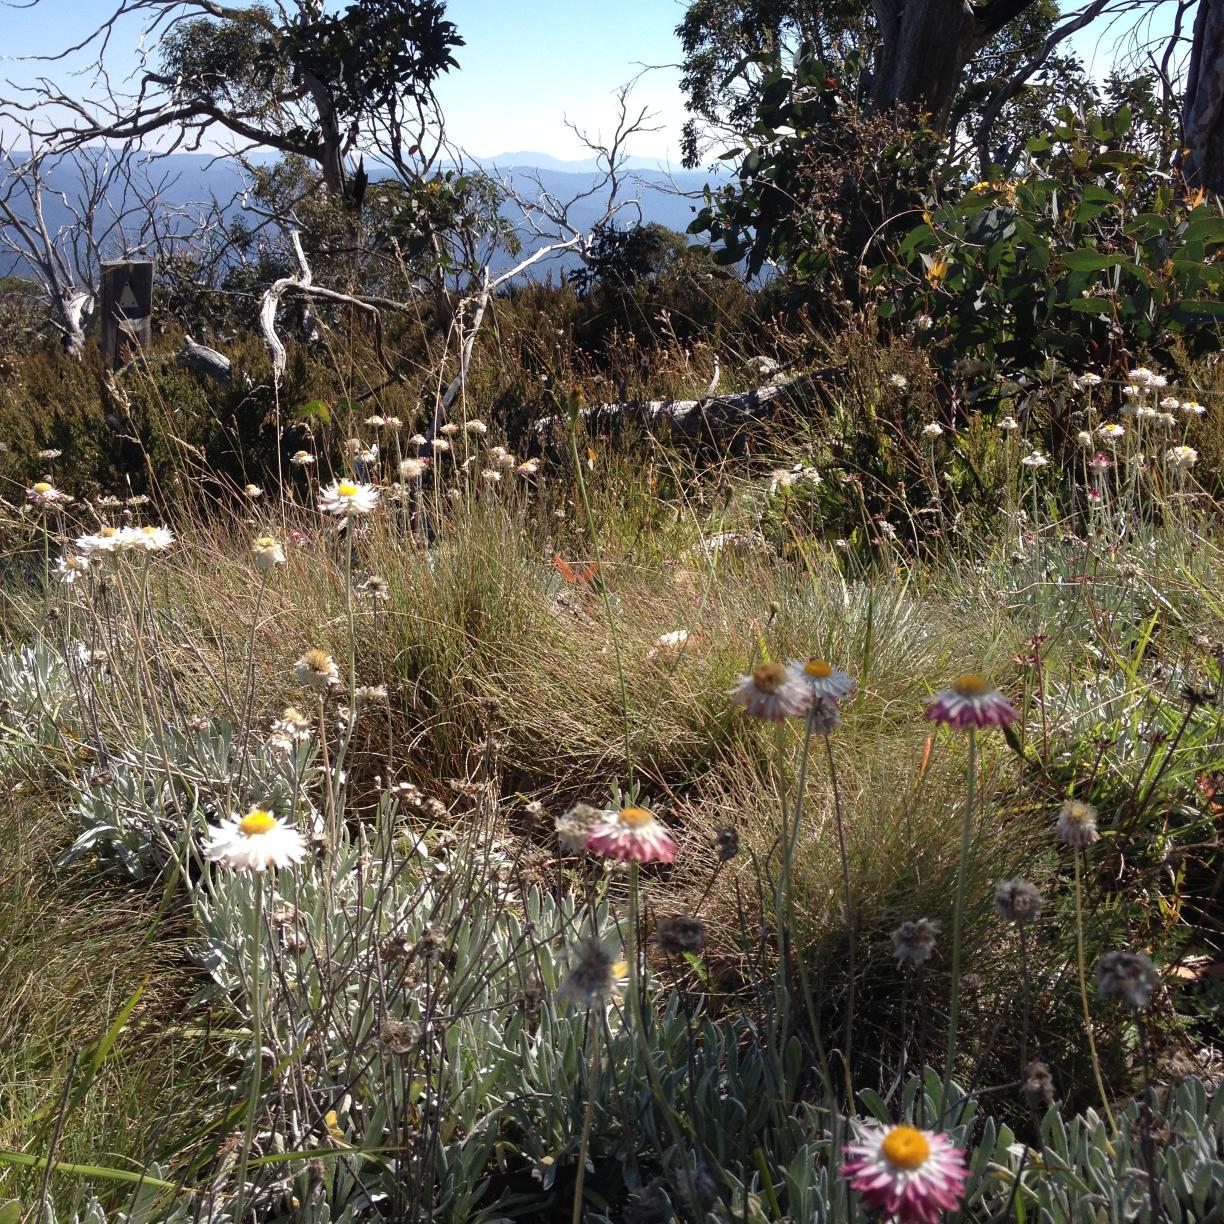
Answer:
26;481;72;507
788;658;856;702
843;1123;969;1224
924;674;1016;729
729;661;811;722
584;805;678;864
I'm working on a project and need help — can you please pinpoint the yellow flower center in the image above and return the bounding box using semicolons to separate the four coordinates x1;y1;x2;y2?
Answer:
99;527;119;538
881;1125;931;1170
239;809;277;836
1064;801;1093;824
141;526;158;536
32;482;52;494
752;662;786;692
805;660;833;679
618;807;654;828
611;959;629;979
254;536;277;549
952;674;990;697
337;482;359;497
304;649;332;671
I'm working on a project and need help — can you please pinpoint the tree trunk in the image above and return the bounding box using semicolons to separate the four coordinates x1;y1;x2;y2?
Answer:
870;0;976;125
1184;0;1224;192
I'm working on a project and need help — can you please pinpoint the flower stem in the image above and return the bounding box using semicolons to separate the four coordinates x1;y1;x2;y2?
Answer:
942;727;976;1115
824;733;856;1108
1074;851;1116;1132
572;1019;598;1224
568;426;632;785
235;876;265;1220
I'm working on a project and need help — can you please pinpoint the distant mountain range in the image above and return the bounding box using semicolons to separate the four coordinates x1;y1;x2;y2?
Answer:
0;150;726;282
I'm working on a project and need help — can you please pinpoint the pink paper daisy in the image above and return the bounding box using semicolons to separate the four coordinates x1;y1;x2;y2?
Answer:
924;674;1016;729
844;1123;969;1224
729;661;811;723
584;806;678;864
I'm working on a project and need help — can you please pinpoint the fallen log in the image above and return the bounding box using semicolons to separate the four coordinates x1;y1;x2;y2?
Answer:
533;371;827;439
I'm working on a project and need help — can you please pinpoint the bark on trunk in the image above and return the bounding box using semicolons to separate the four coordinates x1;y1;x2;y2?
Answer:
1184;0;1224;192
869;0;976;125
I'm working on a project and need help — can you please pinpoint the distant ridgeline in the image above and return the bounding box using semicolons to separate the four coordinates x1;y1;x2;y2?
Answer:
0;149;723;281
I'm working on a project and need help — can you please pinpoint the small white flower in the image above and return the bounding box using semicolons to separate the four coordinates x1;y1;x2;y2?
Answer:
481;468;502;484
1021;451;1049;468
55;555;90;584
788;658;856;702
1122;384;1141;400
1128;367;1155;386
890;374;909;389
399;457;429;480
1078;372;1102;387
319;480;379;517
1076;431;1094;447
244;483;263;499
76;526;125;555
1166;445;1198;470
516;458;541;476
1160;397;1180;410
290;450;316;466
647;629;690;659
354;684;389;708
1097;423;1125;442
295;649;340;691
120;525;174;552
364;415;386;427
203;807;308;873
440;422;460;436
38;448;62;460
433;438;451;453
251;536;286;571
1181;401;1206;416
921;422;943;438
464;419;488;434
410;433;428;446
998;416;1019;431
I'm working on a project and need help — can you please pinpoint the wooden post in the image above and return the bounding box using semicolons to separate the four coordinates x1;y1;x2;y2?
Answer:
99;260;153;370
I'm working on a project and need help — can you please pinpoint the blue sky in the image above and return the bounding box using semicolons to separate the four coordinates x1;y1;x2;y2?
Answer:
0;0;1180;162
0;0;691;161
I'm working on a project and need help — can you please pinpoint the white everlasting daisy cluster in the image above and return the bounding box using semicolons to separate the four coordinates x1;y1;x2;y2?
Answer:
75;524;175;555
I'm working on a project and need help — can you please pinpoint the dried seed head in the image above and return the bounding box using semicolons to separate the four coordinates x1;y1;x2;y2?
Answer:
1097;949;1160;1009
891;918;941;967
652;915;706;956
622;1183;672;1224
713;825;740;861
1022;1061;1056;1110
993;878;1044;925
555;803;604;854
379;1019;419;1054
557;937;626;1007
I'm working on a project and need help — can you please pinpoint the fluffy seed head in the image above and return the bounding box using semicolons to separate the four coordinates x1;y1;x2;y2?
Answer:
1097;949;1159;1009
994;878;1044;924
